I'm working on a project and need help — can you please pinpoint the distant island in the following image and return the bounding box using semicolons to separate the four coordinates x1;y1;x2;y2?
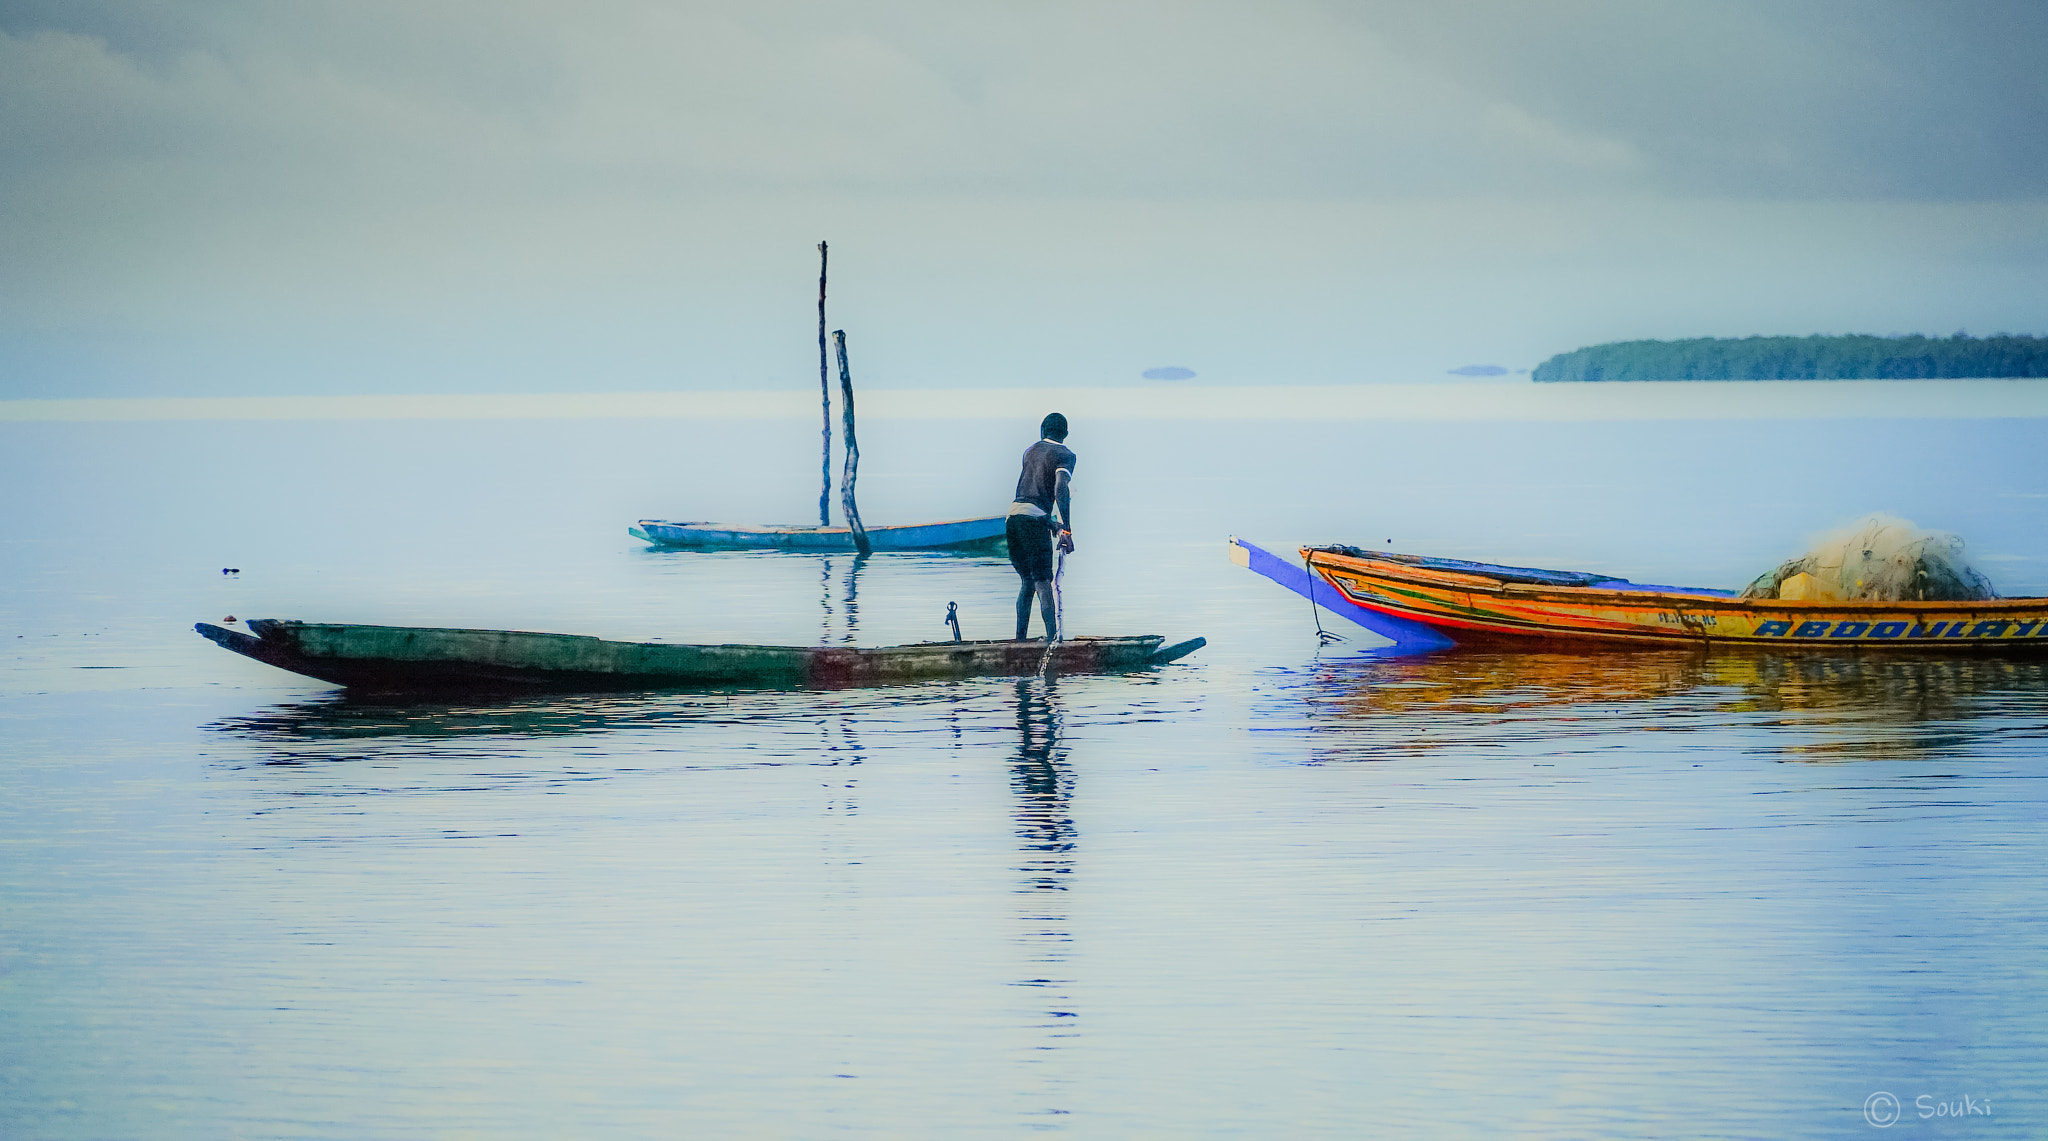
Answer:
1532;333;2048;383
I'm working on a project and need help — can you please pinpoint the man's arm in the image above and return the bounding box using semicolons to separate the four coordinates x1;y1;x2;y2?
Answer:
1054;466;1074;551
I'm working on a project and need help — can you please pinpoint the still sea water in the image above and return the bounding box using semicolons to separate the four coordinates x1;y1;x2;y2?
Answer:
4;389;2047;1138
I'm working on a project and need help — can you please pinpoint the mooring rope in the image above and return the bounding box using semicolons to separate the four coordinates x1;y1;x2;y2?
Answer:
1036;545;1066;678
1304;547;1342;646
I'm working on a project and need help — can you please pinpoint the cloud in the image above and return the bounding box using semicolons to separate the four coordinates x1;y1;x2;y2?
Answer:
0;1;1652;201
1479;102;1641;176
0;1;2044;397
7;0;2042;204
1347;0;2048;199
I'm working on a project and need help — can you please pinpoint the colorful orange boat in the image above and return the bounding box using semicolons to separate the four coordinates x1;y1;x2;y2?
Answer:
1230;537;2048;651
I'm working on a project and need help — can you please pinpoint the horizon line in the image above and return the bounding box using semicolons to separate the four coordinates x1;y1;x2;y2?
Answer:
4;379;2047;423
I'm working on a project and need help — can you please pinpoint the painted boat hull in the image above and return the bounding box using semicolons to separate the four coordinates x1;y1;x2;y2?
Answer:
1294;544;2048;651
197;619;1204;694
631;515;1007;552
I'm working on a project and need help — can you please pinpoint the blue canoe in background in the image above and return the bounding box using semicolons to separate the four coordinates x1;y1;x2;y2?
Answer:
631;515;1008;552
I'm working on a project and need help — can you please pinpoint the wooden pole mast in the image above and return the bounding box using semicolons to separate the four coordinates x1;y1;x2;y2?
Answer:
833;329;871;556
817;241;831;528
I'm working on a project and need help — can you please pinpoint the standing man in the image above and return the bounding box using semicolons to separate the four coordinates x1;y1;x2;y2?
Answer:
1008;412;1076;642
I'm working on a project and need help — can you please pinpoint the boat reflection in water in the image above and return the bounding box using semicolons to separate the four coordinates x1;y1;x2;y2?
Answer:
202;683;959;778
1285;649;2048;764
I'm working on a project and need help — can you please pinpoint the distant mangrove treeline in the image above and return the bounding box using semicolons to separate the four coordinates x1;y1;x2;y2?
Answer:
1532;334;2048;383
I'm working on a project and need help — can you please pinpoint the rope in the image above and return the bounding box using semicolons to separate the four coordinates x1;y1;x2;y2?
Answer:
1036;544;1066;678
1304;547;1343;646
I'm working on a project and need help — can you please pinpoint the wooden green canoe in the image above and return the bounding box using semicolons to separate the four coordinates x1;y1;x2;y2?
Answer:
196;619;1205;694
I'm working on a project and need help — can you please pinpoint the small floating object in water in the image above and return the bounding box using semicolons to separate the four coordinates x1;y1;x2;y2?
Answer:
223;616;236;623
222;568;240;575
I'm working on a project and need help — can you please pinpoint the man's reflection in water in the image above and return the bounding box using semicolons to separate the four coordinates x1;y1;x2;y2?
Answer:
1013;678;1075;890
1010;678;1077;1116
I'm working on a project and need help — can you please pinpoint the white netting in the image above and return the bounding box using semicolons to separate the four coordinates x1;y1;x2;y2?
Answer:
1739;514;1998;602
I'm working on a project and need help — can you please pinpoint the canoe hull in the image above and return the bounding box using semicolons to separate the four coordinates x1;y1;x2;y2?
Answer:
632;516;1007;552
197;619;1203;694
1299;546;2048;651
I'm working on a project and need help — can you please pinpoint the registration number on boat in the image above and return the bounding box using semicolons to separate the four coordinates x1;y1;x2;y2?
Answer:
1752;619;2043;640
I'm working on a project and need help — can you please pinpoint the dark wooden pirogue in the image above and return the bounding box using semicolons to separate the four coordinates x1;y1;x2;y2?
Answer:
197;619;1205;694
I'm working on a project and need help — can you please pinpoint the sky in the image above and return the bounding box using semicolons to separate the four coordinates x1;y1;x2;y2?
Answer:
2;0;2045;398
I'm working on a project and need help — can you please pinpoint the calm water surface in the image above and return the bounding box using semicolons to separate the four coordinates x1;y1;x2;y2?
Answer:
4;408;2047;1138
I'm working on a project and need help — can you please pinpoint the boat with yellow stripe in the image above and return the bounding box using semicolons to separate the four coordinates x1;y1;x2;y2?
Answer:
1229;537;2048;651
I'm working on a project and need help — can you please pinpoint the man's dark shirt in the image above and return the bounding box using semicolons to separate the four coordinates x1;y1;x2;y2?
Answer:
1012;439;1076;528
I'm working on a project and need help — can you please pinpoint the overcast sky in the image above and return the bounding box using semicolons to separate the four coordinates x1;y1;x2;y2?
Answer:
3;0;2044;397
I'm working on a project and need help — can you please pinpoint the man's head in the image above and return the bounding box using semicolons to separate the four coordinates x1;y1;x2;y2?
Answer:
1040;412;1069;442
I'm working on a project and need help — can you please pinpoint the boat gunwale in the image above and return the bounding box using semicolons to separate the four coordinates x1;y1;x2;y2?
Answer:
1304;547;2044;613
264;620;1159;661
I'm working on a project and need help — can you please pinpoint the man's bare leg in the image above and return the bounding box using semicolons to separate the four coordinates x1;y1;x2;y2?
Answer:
1015;578;1036;641
1016;578;1058;640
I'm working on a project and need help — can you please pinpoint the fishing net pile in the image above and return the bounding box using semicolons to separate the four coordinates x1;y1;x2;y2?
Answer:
1739;514;1998;602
